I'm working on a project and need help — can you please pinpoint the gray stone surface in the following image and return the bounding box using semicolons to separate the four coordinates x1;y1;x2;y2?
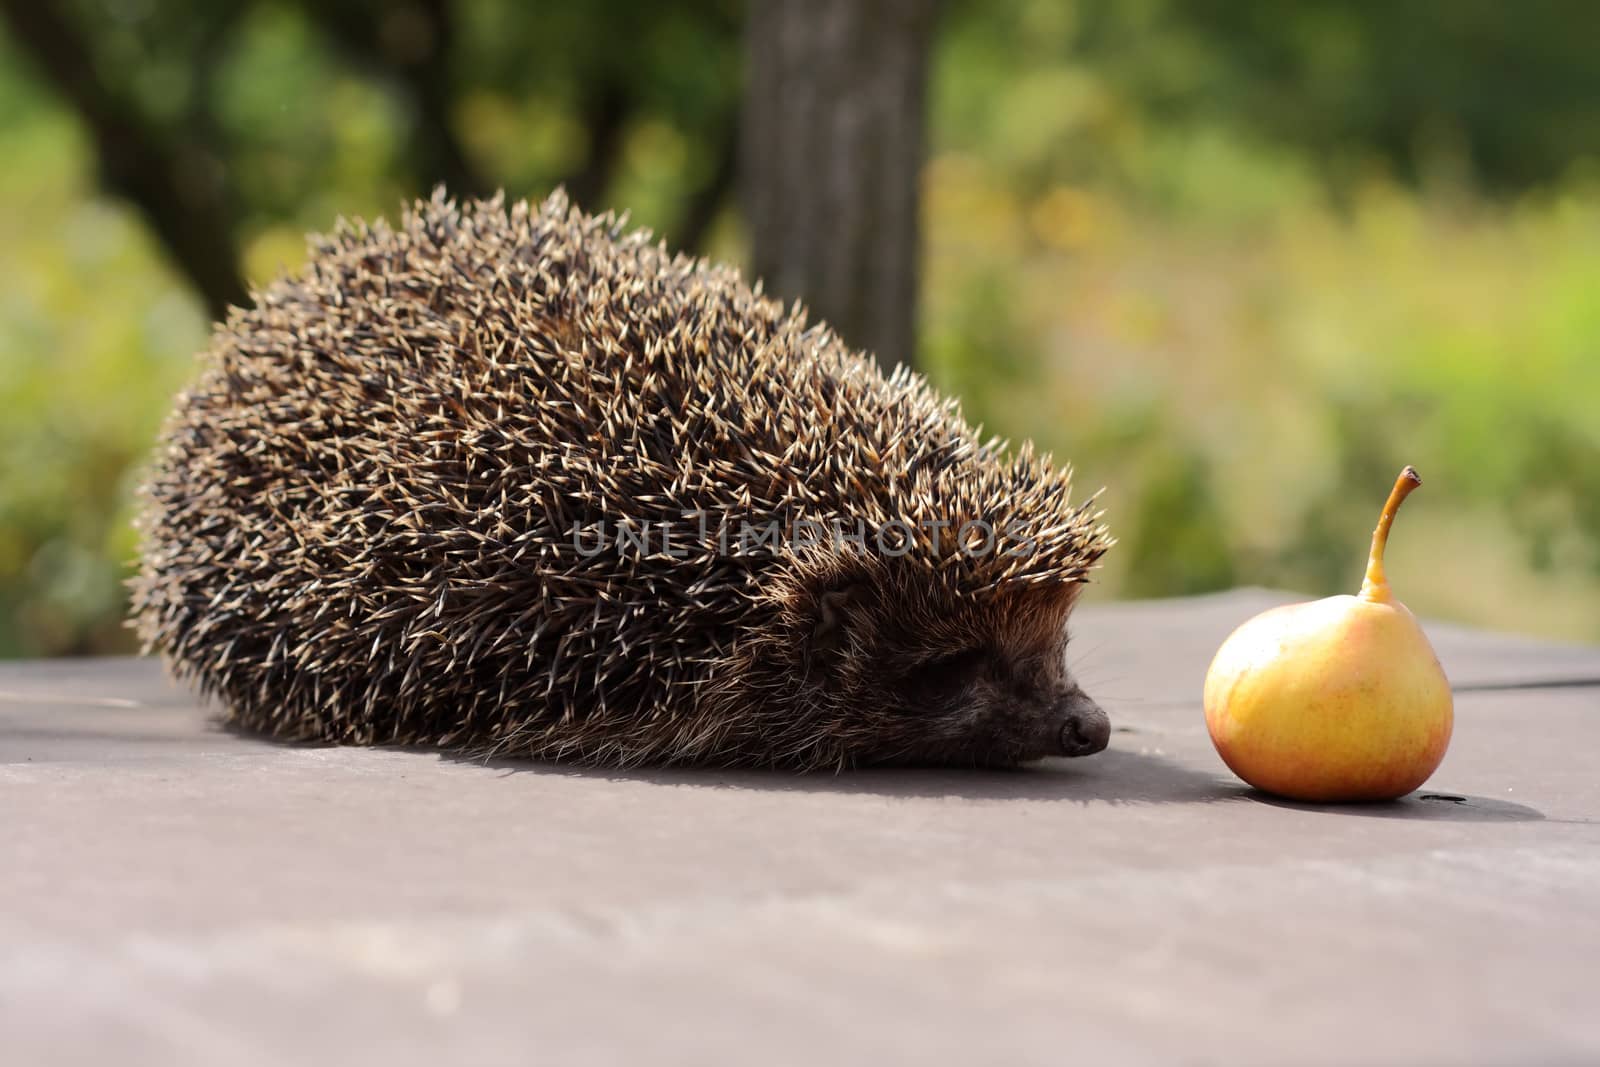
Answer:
2;589;1597;1066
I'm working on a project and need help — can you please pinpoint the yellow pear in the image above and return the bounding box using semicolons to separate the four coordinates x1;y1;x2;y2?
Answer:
1203;467;1453;802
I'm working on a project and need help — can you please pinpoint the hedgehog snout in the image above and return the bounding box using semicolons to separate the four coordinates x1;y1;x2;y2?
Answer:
1056;687;1111;757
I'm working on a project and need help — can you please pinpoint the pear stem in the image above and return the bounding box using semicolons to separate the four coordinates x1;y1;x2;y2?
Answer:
1360;466;1422;603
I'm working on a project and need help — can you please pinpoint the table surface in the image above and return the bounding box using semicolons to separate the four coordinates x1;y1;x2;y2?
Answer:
3;589;1598;1067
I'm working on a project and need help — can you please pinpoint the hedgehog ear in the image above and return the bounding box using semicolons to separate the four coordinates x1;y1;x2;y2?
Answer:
810;584;861;656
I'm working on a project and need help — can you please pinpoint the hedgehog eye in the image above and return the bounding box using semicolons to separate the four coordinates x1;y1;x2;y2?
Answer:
912;648;988;698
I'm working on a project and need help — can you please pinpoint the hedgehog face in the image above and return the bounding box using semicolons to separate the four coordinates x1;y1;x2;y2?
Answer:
885;630;1111;767
802;571;1110;767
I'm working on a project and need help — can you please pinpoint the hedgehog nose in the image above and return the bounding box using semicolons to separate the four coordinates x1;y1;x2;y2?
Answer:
1058;690;1111;757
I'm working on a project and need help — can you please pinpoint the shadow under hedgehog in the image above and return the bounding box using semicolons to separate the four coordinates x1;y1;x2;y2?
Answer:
133;190;1114;770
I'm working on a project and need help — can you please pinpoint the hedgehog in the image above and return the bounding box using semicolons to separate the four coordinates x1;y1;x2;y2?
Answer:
132;189;1113;770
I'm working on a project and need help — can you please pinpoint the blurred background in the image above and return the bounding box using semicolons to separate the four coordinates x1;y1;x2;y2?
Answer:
2;0;1598;659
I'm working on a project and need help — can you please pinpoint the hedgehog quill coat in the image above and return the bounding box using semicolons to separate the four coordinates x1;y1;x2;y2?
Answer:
133;191;1113;769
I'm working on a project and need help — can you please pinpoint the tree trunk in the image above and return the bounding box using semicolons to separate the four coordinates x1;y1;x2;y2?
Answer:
742;0;939;375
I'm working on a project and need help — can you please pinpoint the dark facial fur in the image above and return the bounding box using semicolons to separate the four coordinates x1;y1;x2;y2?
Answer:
716;555;1110;769
132;190;1113;771
871;589;1111;766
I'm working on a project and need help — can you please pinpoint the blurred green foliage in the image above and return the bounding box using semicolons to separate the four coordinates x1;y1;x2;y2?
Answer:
3;0;1599;657
927;1;1600;643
